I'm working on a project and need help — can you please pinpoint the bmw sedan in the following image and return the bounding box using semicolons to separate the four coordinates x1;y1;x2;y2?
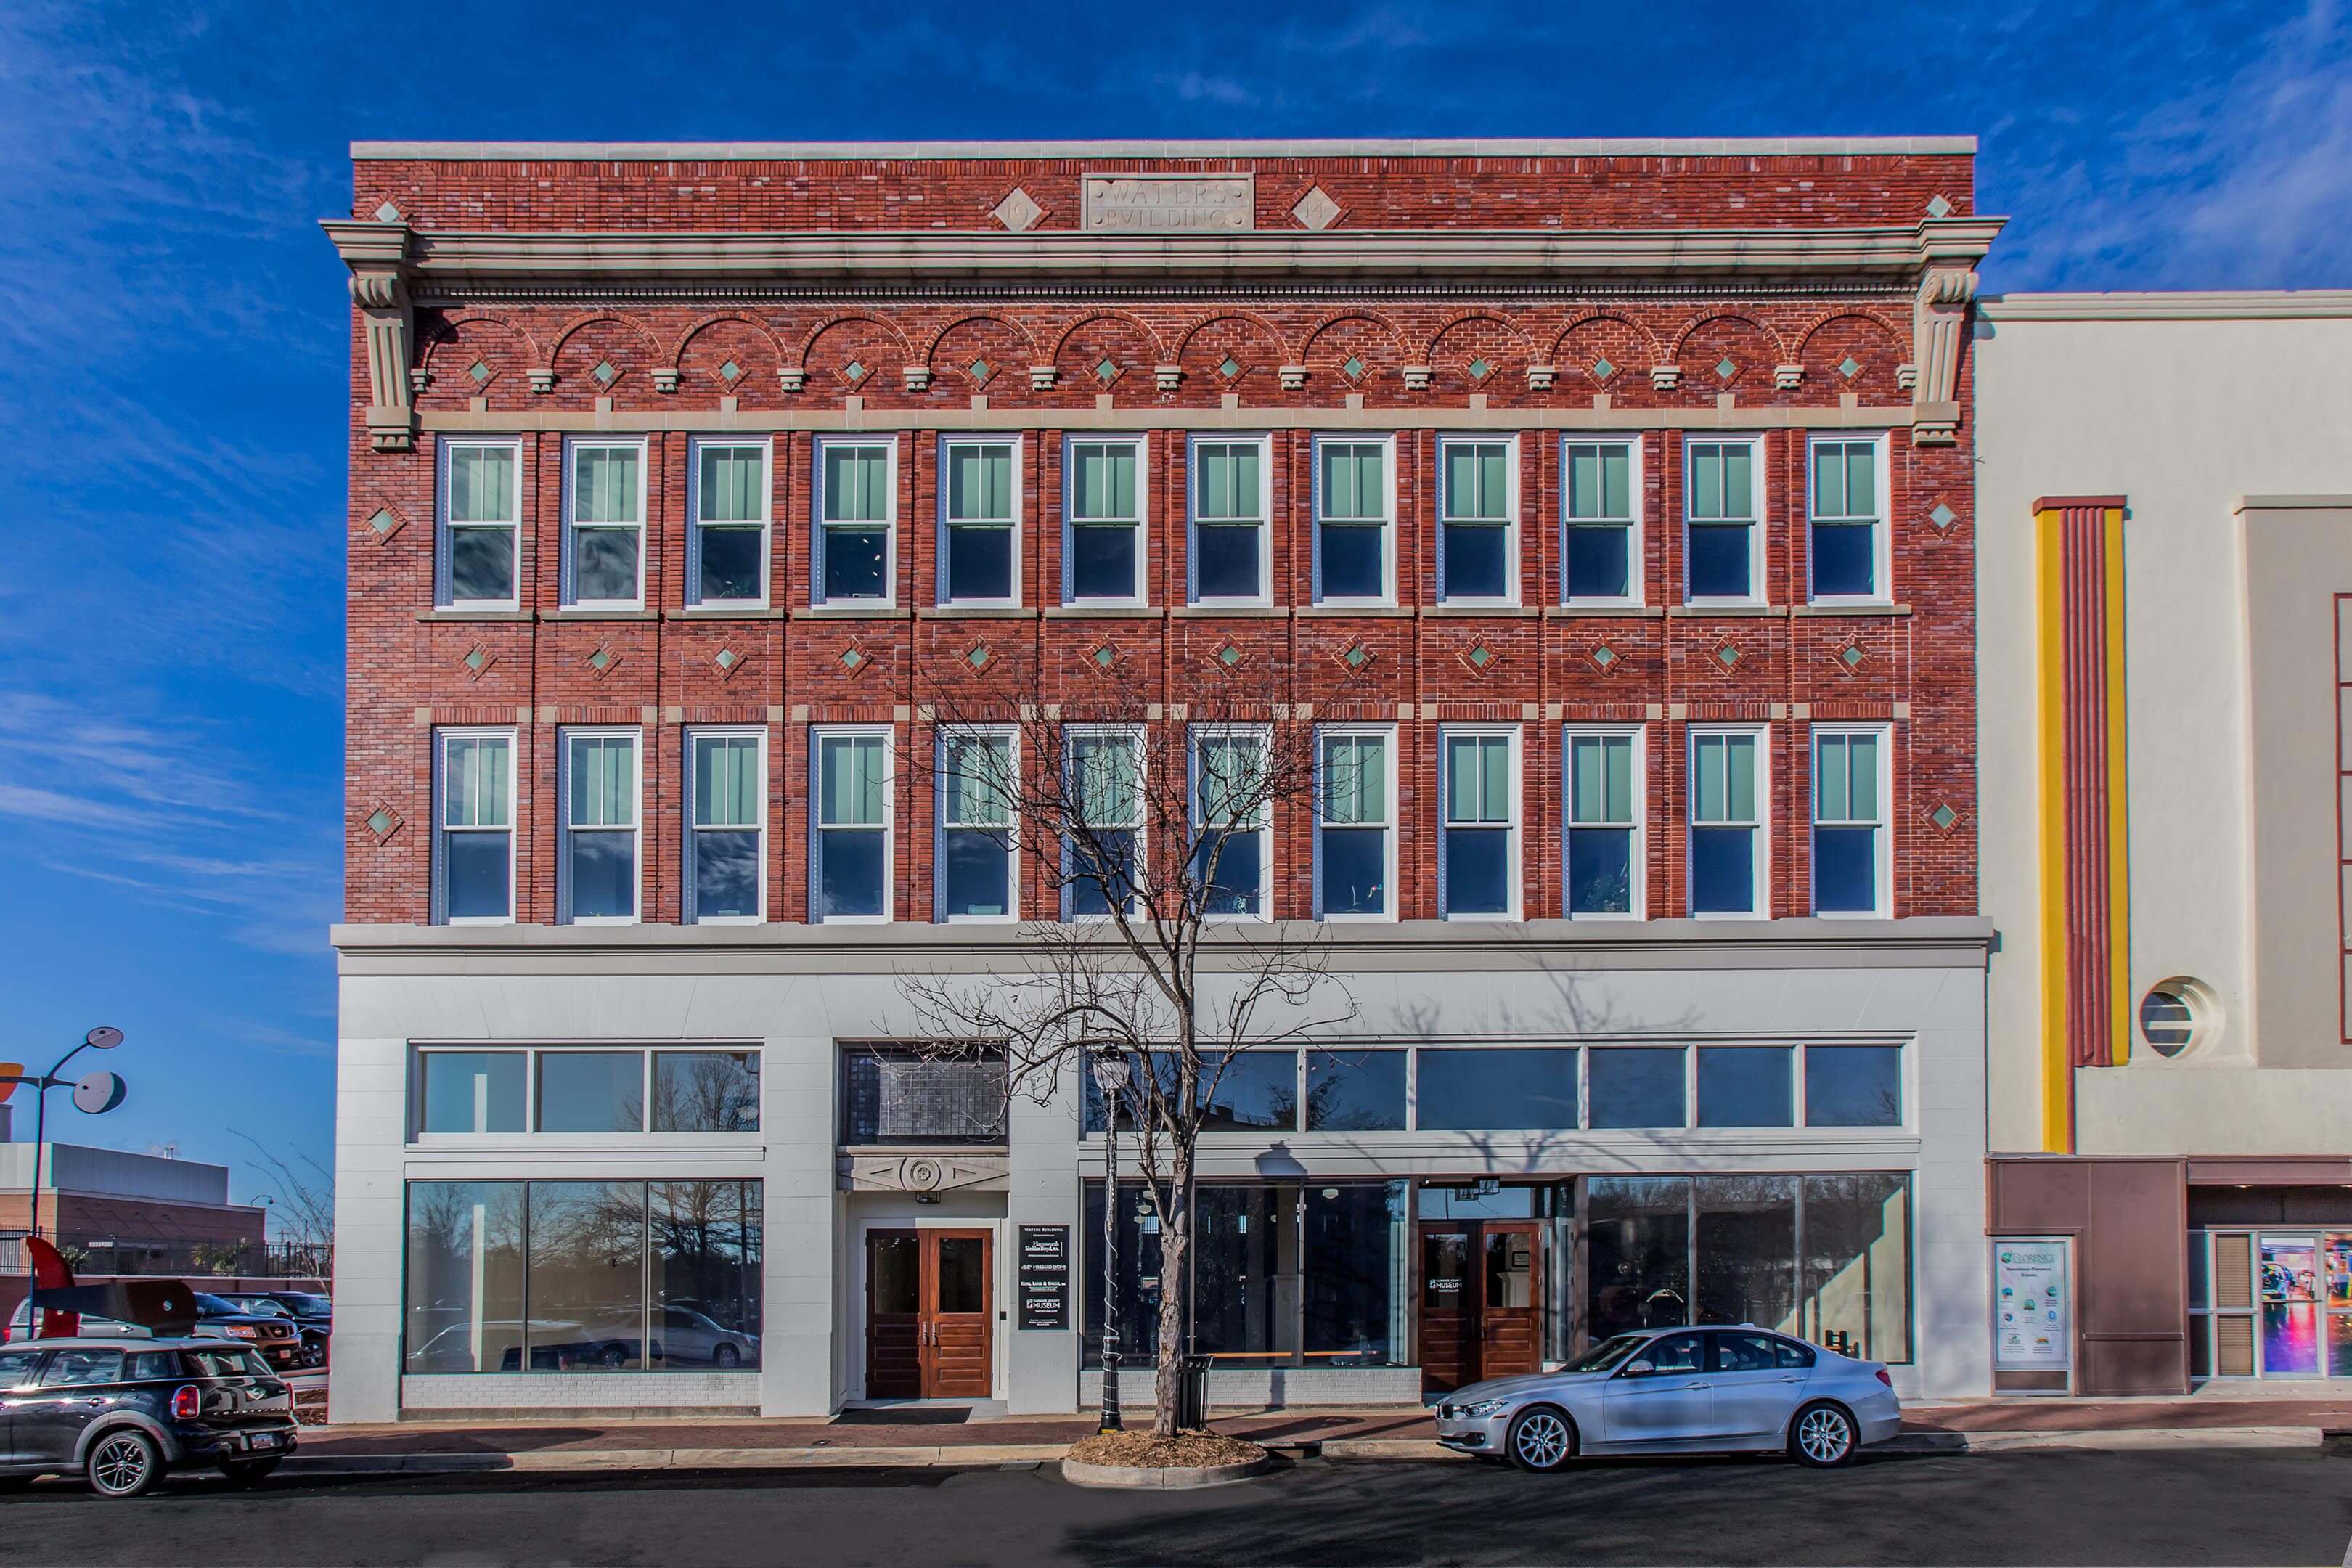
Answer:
1434;1325;1901;1471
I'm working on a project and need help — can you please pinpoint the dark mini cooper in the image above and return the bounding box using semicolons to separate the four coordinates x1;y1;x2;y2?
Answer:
0;1338;299;1497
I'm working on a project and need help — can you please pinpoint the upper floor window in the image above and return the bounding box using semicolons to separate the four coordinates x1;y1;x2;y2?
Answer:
1440;726;1519;919
1566;727;1640;917
417;1047;760;1136
690;440;769;606
812;729;891;921
1564;438;1638;602
437;438;520;608
814;438;894;605
1813;727;1890;916
560;729;640;924
939;437;1019;605
563;439;645;609
1313;437;1392;604
1316;727;1394;920
1065;436;1146;604
434;730;514;924
1690;727;1765;916
1808;436;1887;602
1684;437;1763;603
939;730;1018;921
1192;727;1270;917
686;729;764;924
1066;726;1143;918
1188;437;1270;604
1439;438;1515;603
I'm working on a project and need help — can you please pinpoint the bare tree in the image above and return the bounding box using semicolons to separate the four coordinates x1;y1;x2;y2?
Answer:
230;1128;334;1265
899;671;1361;1436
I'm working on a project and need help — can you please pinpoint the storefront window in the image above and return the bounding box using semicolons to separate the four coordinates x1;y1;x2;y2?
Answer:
1415;1048;1578;1131
535;1052;645;1134
1305;1183;1410;1365
1800;1173;1911;1363
1588;1048;1686;1129
648;1181;761;1368
1082;1050;1303;1133
403;1181;524;1372
650;1052;760;1133
1804;1045;1903;1127
1588;1176;1690;1337
419;1053;527;1135
1192;1185;1293;1362
1696;1175;1798;1330
1695;1048;1793;1128
527;1182;646;1371
1305;1050;1406;1131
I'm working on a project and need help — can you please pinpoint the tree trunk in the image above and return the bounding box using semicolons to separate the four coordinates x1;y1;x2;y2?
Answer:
1151;1144;1195;1437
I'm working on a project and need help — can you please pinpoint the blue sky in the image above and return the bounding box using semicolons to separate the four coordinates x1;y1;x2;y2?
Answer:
1;0;2347;1212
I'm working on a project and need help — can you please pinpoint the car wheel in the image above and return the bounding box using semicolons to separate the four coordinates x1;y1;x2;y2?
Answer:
86;1429;164;1498
713;1344;740;1368
220;1458;282;1485
1505;1405;1577;1474
600;1344;628;1369
1789;1401;1858;1468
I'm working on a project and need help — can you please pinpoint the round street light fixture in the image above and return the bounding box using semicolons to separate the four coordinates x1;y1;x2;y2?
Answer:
12;1026;134;1339
73;1071;128;1114
84;1026;124;1051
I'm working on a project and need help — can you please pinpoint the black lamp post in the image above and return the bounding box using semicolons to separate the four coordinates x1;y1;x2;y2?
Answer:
1090;1047;1130;1435
8;1026;129;1336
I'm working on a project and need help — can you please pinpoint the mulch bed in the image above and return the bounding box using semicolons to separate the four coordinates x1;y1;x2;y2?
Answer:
1066;1429;1267;1468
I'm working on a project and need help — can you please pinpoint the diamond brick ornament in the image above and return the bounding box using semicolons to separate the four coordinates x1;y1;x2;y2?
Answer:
991;187;1044;233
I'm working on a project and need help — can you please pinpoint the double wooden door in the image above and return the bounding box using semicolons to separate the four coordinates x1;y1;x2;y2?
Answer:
866;1229;992;1399
1419;1221;1543;1394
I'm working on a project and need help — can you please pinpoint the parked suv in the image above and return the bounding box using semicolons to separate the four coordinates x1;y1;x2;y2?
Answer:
214;1293;330;1368
7;1294;305;1371
0;1338;299;1497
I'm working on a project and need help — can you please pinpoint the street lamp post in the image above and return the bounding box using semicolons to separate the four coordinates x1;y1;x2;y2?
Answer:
1090;1047;1131;1435
7;1026;129;1337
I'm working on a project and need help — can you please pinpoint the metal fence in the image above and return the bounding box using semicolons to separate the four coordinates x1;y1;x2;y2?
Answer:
0;1233;330;1281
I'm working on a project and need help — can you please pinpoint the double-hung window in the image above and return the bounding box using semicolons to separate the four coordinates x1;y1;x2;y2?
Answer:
1065;727;1143;918
1439;438;1514;603
1191;727;1270;917
1808;436;1887;602
1188;437;1269;603
815;438;894;605
1313;438;1391;603
940;437;1018;605
686;730;764;923
1440;727;1519;918
560;730;640;923
939;730;1017;920
435;730;514;924
438;438;520;608
1813;727;1890;915
812;730;890;921
1689;727;1765;915
564;439;645;608
1065;436;1145;604
1566;727;1640;916
690;440;769;605
1684;437;1762;603
1316;727;1393;919
1564;438;1638;602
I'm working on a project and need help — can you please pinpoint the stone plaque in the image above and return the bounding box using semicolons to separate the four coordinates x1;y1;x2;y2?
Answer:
1082;174;1254;233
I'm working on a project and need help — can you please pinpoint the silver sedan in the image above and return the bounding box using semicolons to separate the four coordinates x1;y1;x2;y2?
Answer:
1433;1325;1903;1471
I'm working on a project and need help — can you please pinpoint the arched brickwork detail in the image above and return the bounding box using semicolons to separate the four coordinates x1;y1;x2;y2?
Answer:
1794;311;1911;402
672;313;787;366
1670;313;1789;404
1545;311;1664;368
1172;313;1286;405
920;311;1040;364
1424;310;1538;396
1048;310;1168;364
926;314;1038;393
415;313;538;404
1670;311;1789;362
548;312;664;364
796;314;915;387
1298;309;1407;361
1550;313;1660;393
673;315;785;399
1172;311;1286;363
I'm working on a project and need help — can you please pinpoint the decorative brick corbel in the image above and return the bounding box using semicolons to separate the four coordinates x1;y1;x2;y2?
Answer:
652;367;681;394
1910;266;1977;445
777;367;807;394
1155;364;1183;391
1278;364;1307;391
1524;364;1557;391
1650;364;1681;391
1029;364;1057;391
1774;364;1804;390
527;368;556;394
904;364;932;392
1401;364;1432;391
1895;362;1919;392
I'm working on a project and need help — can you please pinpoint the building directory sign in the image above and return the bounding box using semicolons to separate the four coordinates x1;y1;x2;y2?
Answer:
1018;1225;1070;1331
1993;1238;2073;1370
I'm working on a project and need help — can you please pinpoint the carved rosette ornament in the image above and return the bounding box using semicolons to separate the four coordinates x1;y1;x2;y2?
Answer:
1910;266;1977;445
843;1153;1012;1193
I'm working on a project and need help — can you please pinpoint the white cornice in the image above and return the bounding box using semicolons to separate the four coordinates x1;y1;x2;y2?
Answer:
1980;290;2352;321
351;136;1977;161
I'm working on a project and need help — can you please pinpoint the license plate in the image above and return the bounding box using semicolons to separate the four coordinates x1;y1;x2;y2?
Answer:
248;1433;281;1450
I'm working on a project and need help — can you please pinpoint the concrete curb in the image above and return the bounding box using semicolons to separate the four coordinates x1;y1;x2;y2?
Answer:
1060;1454;1273;1490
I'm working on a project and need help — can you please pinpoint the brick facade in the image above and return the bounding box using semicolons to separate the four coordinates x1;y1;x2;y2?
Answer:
338;146;1980;931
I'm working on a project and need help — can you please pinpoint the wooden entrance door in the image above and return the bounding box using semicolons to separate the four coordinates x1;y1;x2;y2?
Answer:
1418;1220;1543;1394
865;1230;993;1399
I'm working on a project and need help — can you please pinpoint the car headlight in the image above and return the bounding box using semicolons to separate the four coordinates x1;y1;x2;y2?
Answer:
1460;1398;1511;1418
228;1325;259;1339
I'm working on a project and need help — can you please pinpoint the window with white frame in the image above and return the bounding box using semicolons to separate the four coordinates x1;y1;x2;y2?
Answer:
563;439;645;608
438;438;520;608
690;439;769;605
1192;727;1270;917
1812;727;1890;915
1684;438;1762;602
1440;727;1519;918
687;730;764;923
435;730;514;924
1689;727;1765;915
940;437;1018;605
1564;438;1638;601
1566;727;1640;916
1065;727;1143;917
1440;438;1514;602
939;729;1017;920
560;730;640;923
1808;436;1887;602
812;730;891;920
815;438;894;605
1313;437;1391;603
1065;436;1145;603
1316;727;1394;919
1188;437;1269;603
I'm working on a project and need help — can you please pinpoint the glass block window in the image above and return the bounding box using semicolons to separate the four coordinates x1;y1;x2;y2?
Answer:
1440;728;1518;918
1813;729;1887;915
691;441;769;605
1686;438;1760;600
561;730;640;923
1810;437;1884;600
939;731;1016;920
1066;437;1144;603
813;730;890;920
687;730;764;923
1314;438;1390;603
436;730;513;923
1564;439;1637;600
1189;438;1268;602
1690;729;1763;915
817;440;894;603
565;441;645;606
441;440;521;607
1440;438;1514;601
1318;730;1392;918
1567;730;1637;915
941;438;1017;604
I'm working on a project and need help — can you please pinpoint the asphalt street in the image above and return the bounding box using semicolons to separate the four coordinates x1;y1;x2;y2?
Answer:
5;1448;2348;1567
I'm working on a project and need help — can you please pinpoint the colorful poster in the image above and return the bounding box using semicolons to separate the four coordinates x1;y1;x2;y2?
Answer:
1993;1240;2072;1370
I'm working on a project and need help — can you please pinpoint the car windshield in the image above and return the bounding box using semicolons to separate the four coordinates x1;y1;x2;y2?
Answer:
233;1299;293;1318
282;1295;330;1315
1561;1334;1649;1373
194;1294;244;1316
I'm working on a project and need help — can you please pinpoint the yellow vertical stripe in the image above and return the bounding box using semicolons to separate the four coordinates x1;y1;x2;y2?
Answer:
2103;507;2131;1069
2034;509;2070;1151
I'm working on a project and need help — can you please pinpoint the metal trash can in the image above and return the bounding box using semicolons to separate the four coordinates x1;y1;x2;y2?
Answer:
1173;1353;1214;1430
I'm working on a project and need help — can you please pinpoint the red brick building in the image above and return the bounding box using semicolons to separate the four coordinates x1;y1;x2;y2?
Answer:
328;142;2000;1422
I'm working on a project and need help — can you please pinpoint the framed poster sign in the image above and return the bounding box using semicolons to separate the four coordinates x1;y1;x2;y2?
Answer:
1991;1236;2074;1393
1018;1225;1070;1331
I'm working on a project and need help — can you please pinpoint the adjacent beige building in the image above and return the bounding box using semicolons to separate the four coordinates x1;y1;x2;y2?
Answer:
1975;290;2352;1392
